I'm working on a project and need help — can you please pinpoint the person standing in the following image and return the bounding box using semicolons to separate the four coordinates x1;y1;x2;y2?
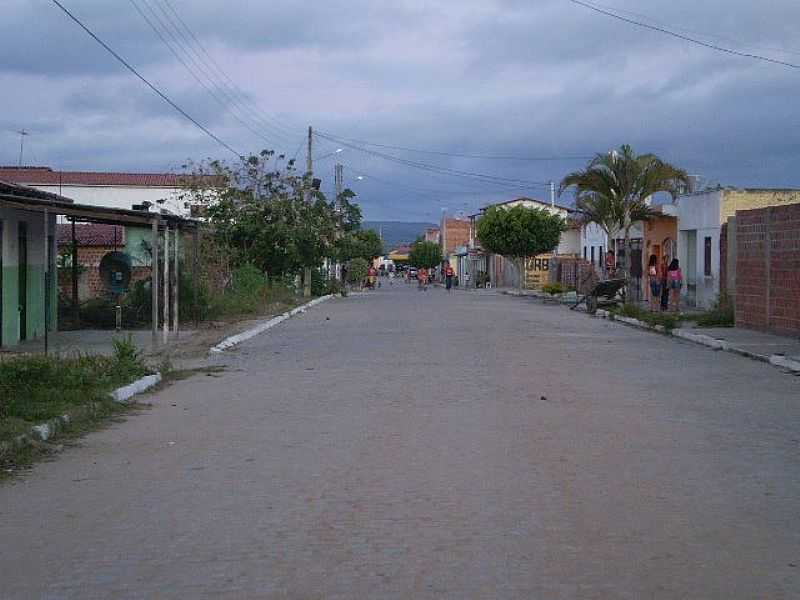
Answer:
605;249;616;278
659;256;670;312
445;264;454;292
647;254;661;312
667;259;683;312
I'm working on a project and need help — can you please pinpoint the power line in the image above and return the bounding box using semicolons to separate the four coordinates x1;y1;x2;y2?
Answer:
157;0;301;143
586;1;800;59
128;0;279;148
318;131;593;161
569;0;800;70
50;0;244;158
314;131;554;189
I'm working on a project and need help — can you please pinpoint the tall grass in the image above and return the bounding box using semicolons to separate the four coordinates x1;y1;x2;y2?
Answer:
0;337;148;425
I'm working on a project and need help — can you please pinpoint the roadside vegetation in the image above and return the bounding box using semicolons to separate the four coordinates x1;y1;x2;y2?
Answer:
0;337;151;475
59;149;378;331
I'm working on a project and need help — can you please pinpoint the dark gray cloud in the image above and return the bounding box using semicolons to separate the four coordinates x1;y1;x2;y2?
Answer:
2;0;800;220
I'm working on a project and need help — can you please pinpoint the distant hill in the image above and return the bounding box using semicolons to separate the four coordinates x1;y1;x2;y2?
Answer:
362;221;436;252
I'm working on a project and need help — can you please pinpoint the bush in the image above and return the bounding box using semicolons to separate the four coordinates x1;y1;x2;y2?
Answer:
613;303;680;331
695;295;735;327
542;282;565;295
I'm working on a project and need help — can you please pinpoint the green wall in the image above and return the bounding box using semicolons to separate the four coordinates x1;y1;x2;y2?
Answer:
1;264;55;347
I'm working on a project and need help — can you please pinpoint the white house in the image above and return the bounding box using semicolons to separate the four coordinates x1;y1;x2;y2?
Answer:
579;222;609;270
676;187;800;308
0;166;195;216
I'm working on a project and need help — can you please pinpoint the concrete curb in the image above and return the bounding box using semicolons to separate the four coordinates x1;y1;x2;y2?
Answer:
1;372;162;459
210;295;333;353
592;309;799;374
111;373;163;403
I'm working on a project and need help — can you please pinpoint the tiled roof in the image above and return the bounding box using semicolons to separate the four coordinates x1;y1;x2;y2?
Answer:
56;223;126;247
0;166;221;188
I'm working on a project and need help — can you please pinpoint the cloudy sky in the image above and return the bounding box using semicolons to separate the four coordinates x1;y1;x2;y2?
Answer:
2;0;799;221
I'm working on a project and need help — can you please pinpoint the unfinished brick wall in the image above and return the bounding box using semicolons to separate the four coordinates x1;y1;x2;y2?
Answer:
735;204;800;335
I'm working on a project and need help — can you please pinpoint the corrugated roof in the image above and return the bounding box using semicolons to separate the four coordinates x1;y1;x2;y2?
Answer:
0;166;221;188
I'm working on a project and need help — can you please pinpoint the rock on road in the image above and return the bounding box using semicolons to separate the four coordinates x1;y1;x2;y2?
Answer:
2;284;799;599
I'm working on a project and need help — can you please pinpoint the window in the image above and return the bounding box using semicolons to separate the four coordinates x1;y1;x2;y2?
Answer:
590;246;595;264
704;236;712;277
583;246;587;260
598;246;604;266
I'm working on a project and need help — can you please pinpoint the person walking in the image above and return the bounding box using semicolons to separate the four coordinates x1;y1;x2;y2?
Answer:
647;254;661;312
667;258;683;312
418;267;429;291
445;264;454;292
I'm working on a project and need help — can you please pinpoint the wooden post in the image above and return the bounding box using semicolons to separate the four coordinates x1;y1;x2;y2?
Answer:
71;220;79;326
163;223;169;345
173;227;179;335
151;219;159;346
192;227;199;328
43;209;49;355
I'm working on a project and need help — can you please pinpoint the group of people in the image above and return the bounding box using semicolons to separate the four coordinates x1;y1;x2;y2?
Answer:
403;264;456;292
647;254;683;312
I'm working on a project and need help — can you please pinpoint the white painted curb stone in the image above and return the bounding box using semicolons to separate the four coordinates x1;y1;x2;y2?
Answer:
111;373;163;403
769;355;800;373
210;295;333;353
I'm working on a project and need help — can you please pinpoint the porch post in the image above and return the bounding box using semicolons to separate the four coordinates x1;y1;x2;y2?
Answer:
151;219;159;346
173;226;179;335
71;220;79;326
192;227;199;328
43;208;49;355
163;223;169;344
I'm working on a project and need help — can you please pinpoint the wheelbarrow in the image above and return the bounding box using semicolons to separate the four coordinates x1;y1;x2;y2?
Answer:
571;278;627;314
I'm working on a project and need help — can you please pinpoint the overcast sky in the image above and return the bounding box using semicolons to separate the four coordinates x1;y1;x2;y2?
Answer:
2;0;799;221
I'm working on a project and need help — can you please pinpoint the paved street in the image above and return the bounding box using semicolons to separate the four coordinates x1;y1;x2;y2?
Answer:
2;284;799;599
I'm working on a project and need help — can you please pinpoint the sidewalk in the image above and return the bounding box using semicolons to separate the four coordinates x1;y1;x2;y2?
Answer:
677;325;800;364
499;287;800;374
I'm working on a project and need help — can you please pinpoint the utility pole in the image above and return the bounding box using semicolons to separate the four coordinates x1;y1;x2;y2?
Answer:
16;129;28;166
303;126;313;297
550;181;556;209
334;163;343;211
334;163;344;282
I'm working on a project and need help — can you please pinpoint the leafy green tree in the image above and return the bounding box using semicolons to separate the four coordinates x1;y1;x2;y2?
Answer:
409;240;443;269
179;151;346;281
559;144;688;297
335;229;384;263
347;257;370;285
476;204;565;290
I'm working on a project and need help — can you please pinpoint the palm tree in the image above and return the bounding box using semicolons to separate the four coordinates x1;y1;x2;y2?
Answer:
559;145;688;298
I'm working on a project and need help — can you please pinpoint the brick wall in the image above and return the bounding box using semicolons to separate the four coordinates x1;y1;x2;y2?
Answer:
735;204;800;335
58;247;153;301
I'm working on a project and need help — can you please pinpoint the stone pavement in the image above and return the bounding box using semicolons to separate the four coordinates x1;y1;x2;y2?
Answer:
1;284;799;598
683;325;800;363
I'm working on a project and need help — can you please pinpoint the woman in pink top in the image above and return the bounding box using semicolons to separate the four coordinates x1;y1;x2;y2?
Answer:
667;258;683;312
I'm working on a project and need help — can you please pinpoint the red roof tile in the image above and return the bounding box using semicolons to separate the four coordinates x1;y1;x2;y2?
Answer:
56;223;126;247
0;166;221;188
